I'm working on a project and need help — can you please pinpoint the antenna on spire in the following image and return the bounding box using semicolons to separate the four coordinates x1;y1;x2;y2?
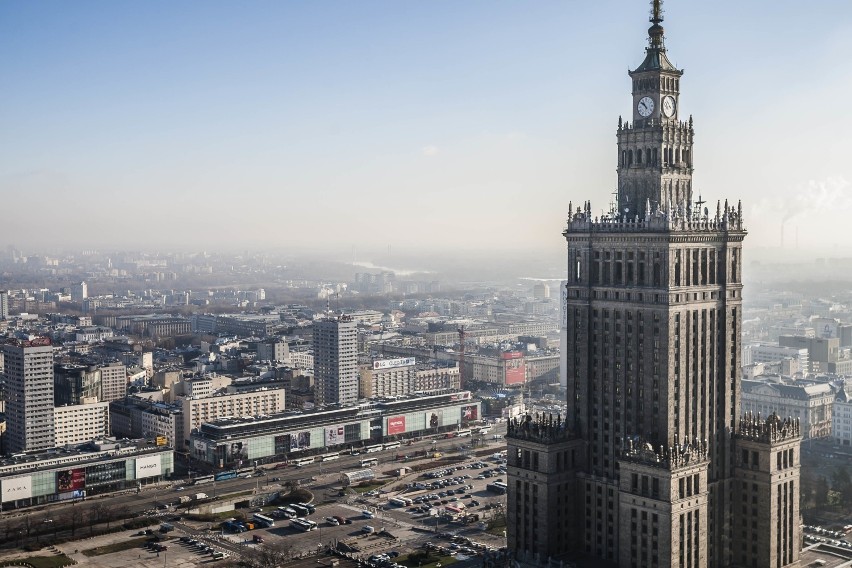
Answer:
650;0;664;24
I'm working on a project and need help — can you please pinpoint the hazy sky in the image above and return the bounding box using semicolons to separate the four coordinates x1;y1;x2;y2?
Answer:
3;1;852;256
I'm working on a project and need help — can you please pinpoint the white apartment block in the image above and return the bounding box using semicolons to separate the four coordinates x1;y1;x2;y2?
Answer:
742;343;809;371
289;348;314;371
834;392;852;447
54;402;110;446
182;388;285;440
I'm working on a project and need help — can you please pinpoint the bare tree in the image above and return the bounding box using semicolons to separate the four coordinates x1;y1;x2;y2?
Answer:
244;542;295;568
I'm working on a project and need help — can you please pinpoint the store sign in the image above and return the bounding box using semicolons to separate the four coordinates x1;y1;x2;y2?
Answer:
135;455;162;479
2;476;32;503
373;357;415;370
325;426;344;446
388;416;406;435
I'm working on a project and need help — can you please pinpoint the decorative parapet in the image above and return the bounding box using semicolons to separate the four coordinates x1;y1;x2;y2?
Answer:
735;411;801;444
564;198;745;234
506;413;575;444
620;436;709;471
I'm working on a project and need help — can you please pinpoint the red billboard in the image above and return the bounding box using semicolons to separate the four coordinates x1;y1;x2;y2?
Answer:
388;415;406;435
503;351;526;385
57;468;85;492
461;405;478;422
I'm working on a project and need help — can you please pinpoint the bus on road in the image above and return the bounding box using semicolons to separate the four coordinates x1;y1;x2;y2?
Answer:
292;457;314;467
320;453;339;462
365;444;383;453
360;458;379;468
191;474;214;485
252;513;275;528
383;442;401;450
290;518;317;532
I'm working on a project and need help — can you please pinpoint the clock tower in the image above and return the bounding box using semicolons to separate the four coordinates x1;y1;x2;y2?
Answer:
617;0;694;218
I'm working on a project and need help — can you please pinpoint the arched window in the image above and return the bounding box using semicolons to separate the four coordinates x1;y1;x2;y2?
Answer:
675;148;680;163
637;149;643;164
628;150;633;166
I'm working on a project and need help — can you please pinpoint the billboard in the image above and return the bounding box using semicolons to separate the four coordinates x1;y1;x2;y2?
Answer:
229;442;248;464
373;357;416;370
461;405;478;422
425;409;444;431
387;415;406;435
193;439;207;452
503;352;526;385
290;431;311;452
57;468;86;492
2;476;32;503
135;454;162;479
325;425;344;446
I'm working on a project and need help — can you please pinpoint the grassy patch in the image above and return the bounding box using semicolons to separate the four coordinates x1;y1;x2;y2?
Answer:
81;537;148;557
352;481;385;494
0;554;76;568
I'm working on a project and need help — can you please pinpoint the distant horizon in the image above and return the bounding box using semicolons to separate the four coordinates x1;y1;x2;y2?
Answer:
3;1;852;253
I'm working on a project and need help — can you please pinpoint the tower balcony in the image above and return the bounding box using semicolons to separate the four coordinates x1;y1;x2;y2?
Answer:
564;200;745;235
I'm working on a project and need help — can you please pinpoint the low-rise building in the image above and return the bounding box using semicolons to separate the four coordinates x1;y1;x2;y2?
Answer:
741;378;834;438
0;438;173;507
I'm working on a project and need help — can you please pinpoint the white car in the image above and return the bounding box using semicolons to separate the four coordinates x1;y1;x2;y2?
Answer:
325;516;339;526
363;525;375;534
362;510;375;519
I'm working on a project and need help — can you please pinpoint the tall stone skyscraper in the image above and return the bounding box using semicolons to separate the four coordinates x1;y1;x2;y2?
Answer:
2;338;56;453
313;315;359;406
507;3;802;567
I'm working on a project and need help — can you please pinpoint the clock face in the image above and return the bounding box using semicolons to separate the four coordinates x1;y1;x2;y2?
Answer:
662;96;676;118
637;96;654;118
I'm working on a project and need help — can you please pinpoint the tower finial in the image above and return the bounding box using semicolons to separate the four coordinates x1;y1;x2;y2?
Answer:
651;0;663;25
647;0;665;50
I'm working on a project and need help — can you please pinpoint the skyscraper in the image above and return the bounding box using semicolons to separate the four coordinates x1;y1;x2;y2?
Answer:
507;3;801;567
0;290;8;320
2;338;56;453
313;315;359;406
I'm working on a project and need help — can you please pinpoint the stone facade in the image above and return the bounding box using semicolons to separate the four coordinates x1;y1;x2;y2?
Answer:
507;3;801;568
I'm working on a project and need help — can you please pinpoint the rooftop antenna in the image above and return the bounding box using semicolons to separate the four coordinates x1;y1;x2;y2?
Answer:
336;291;341;315
325;293;331;319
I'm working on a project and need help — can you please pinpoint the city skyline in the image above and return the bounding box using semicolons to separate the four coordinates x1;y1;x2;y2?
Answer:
3;1;852;255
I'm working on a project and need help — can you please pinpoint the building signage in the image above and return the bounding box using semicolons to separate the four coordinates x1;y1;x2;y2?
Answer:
461;405;478;422
57;468;86;492
325;426;344;446
425;410;443;430
2;476;32;503
193;440;207;452
135;454;162;479
290;431;311;452
387;416;406;435
373;357;416;370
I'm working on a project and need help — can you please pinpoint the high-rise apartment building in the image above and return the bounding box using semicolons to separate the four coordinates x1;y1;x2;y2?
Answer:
0;290;8;320
313;316;358;406
507;4;802;567
2;338;56;453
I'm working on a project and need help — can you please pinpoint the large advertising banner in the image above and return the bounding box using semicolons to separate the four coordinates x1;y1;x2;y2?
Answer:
193;440;207;452
461;405;478;422
325;426;344;446
135;454;162;479
387;415;406;435
503;352;526;385
2;476;32;503
290;431;311;452
57;468;86;492
425;410;443;431
373;357;416;370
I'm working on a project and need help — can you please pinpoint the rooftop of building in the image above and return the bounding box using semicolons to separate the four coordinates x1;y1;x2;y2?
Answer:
0;437;169;475
564;200;745;235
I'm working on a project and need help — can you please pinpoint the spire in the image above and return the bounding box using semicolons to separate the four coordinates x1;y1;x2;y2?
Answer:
631;0;679;73
648;0;665;50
